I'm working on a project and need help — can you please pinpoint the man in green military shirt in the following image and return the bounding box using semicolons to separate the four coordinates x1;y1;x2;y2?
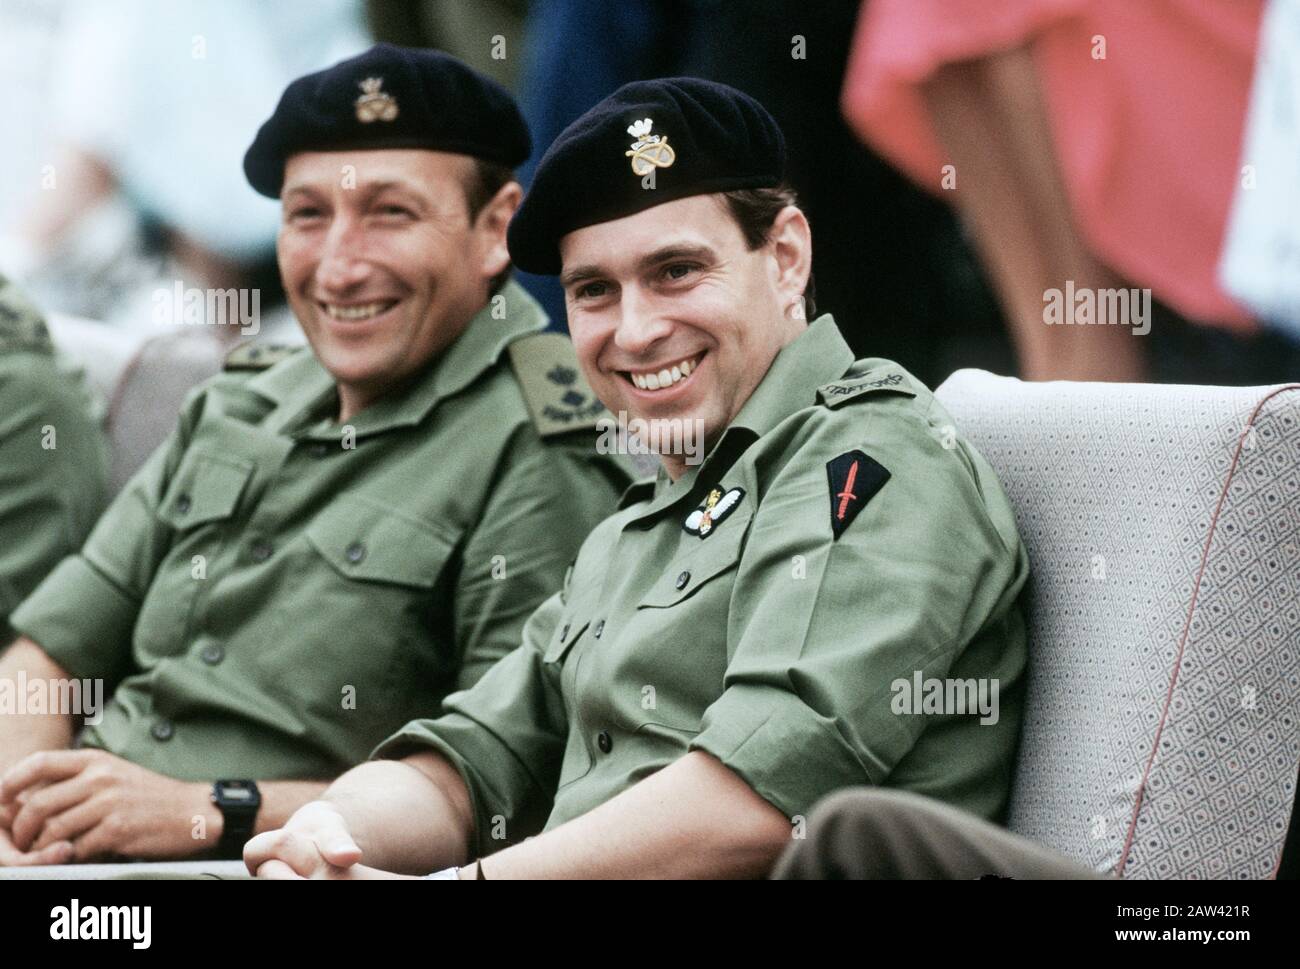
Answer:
0;46;627;867
0;274;109;649
244;78;1030;880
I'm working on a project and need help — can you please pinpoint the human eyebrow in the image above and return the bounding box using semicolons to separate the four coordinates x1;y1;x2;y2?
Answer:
561;244;716;288
281;185;324;206
560;264;608;288
364;180;420;200
364;182;431;212
636;244;716;272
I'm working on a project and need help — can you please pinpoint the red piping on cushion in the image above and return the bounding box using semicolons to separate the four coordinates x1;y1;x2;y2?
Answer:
1116;384;1300;879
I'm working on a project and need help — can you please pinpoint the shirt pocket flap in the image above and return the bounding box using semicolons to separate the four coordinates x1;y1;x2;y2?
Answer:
158;450;255;530
636;513;749;609
306;495;459;588
542;581;604;663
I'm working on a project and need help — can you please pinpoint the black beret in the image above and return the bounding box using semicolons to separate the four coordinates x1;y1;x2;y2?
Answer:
508;77;785;275
244;43;531;198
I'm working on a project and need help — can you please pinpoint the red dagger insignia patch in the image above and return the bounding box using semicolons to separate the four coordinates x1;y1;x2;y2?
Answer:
825;450;890;539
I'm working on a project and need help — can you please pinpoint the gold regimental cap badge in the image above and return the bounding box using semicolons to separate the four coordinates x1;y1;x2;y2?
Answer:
625;118;675;176
355;77;399;123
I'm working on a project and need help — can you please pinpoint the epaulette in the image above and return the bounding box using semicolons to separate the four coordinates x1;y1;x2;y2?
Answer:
224;342;301;372
507;331;610;437
0;277;53;355
816;366;918;409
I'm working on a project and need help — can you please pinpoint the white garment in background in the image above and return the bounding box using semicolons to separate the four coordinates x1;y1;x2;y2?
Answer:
49;0;370;262
1220;0;1300;340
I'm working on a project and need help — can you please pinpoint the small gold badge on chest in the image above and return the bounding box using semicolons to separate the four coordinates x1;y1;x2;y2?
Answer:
683;486;745;538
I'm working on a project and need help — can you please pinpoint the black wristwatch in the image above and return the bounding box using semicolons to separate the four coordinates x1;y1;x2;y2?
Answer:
211;780;261;859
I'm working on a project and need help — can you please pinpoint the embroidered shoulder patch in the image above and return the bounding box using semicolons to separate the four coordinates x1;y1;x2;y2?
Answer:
507;332;610;438
683;486;745;538
816;370;917;409
826;450;890;539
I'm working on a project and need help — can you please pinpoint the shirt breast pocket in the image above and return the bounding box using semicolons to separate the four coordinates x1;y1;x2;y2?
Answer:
305;495;458;589
541;590;600;787
136;450;254;656
286;495;460;723
623;510;752;733
635;510;750;610
157;449;254;531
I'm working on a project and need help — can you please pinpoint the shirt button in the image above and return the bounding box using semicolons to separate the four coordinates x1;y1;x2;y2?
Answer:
597;731;612;754
200;642;225;665
250;540;273;563
345;541;366;564
151;719;174;742
560;624;570;641
175;494;192;515
593;620;605;639
675;570;691;590
308;441;331;459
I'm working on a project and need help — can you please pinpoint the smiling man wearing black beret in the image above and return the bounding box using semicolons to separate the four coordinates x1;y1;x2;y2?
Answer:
246;76;1032;880
0;43;628;867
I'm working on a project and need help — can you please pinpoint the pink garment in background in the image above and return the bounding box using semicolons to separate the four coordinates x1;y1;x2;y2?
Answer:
842;0;1261;332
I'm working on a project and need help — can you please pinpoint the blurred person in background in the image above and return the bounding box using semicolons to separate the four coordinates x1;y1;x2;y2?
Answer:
365;0;527;92
844;0;1300;384
0;272;108;649
1220;0;1300;352
0;0;370;341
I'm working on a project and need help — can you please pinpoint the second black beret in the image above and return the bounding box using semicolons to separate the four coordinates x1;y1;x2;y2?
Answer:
244;43;531;198
508;77;786;275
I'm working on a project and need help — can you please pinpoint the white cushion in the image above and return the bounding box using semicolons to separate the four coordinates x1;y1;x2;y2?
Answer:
937;370;1300;878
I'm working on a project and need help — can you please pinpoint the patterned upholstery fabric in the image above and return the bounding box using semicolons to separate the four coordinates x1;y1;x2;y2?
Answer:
46;317;226;493
936;371;1300;879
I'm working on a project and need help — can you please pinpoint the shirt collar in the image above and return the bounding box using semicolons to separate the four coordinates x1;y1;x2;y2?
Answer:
727;312;856;440
247;281;549;438
620;313;856;518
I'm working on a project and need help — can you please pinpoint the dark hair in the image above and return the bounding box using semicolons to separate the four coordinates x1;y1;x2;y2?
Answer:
463;158;516;296
721;185;815;319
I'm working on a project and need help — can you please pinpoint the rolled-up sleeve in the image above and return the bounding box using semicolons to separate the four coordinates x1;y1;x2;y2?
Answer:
0;356;108;640
372;586;569;857
690;411;1027;822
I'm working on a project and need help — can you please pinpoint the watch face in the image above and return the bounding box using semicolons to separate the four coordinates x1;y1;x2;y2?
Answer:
215;781;260;809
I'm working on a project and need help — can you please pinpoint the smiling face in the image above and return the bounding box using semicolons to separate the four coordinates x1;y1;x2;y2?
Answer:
559;193;812;478
277;149;518;419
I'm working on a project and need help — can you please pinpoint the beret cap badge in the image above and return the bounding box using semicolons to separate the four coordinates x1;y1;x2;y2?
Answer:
355;76;399;123
624;118;675;176
506;77;784;274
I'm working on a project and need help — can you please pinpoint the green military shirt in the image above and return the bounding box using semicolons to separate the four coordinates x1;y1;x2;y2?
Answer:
10;281;630;780
0;275;109;645
374;314;1030;856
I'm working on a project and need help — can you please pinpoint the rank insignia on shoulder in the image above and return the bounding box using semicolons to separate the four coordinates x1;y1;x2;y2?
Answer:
826;450;890;539
223;342;300;372
0;275;53;353
508;332;610;438
816;371;916;409
683;486;745;538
